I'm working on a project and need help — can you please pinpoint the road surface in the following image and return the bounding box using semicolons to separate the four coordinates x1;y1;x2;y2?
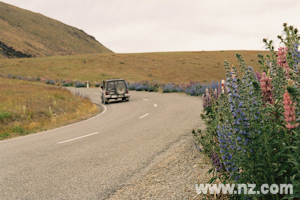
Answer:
0;88;202;199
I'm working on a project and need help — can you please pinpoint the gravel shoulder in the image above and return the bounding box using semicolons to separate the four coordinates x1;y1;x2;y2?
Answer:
108;134;212;200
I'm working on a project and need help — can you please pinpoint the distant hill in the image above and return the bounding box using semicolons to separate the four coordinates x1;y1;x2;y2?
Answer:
0;1;113;58
0;51;268;83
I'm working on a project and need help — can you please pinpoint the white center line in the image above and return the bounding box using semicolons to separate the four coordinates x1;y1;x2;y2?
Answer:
154;104;157;107
57;132;99;144
139;113;150;119
142;99;149;101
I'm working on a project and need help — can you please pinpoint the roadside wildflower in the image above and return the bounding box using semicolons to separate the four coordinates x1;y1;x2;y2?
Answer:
202;88;212;108
211;152;223;172
283;91;299;129
291;43;300;73
217;84;221;96
213;88;218;99
277;46;290;76
260;71;274;104
217;124;236;172
255;71;261;81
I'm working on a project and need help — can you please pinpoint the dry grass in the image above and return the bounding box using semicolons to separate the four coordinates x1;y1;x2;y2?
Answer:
0;77;99;140
0;50;268;84
0;1;112;57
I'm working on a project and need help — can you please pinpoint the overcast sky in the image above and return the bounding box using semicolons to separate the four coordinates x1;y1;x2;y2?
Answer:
2;0;300;53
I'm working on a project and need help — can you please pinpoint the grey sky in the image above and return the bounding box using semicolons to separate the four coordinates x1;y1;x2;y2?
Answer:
2;0;300;53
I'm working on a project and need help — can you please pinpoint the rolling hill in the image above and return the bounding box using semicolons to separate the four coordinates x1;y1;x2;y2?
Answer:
0;51;268;84
0;1;112;58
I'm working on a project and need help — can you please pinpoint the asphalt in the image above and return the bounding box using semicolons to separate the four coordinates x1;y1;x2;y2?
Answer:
0;88;202;200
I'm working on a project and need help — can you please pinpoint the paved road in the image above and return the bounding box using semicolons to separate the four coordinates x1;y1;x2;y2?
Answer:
0;88;202;199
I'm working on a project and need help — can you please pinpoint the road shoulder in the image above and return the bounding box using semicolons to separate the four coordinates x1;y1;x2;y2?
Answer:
108;135;212;200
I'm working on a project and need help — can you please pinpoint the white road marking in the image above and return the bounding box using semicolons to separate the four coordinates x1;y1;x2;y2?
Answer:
154;104;157;107
139;113;150;119
142;99;149;101
57;132;99;144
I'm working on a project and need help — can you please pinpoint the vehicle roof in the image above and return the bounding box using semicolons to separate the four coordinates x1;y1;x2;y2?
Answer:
106;79;125;82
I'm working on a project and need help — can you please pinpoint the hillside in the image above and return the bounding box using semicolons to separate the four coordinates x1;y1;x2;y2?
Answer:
0;1;112;58
0;51;268;84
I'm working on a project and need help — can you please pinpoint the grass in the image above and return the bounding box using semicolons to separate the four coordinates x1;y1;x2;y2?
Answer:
0;1;112;57
0;77;99;140
0;50;268;84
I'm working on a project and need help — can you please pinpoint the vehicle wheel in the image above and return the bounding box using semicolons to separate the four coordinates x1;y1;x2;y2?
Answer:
116;84;126;95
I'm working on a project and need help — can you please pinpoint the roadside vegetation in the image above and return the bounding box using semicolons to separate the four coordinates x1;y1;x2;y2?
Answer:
0;51;268;84
195;23;299;199
128;80;220;97
0;77;99;140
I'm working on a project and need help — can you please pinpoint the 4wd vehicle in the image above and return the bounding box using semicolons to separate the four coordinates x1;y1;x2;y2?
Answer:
101;79;130;104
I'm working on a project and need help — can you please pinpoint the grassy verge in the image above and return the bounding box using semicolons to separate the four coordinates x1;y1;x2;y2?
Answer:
0;77;99;140
0;51;268;84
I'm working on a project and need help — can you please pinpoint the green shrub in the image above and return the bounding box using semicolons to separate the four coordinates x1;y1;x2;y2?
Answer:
12;125;27;135
0;132;9;139
0;111;12;122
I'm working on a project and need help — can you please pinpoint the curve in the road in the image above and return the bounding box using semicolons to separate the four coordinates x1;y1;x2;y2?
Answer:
0;88;203;199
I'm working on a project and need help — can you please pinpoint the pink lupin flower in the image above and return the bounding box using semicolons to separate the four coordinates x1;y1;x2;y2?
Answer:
202;88;212;109
260;72;274;105
255;71;261;81
277;47;290;77
283;91;299;130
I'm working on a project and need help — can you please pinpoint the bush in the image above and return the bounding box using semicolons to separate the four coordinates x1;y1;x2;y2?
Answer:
62;80;73;87
128;81;220;96
128;81;159;92
12;125;26;135
196;23;299;199
16;76;24;80
0;132;9;139
0;111;12;122
94;82;101;87
74;81;85;88
161;83;181;93
46;79;55;85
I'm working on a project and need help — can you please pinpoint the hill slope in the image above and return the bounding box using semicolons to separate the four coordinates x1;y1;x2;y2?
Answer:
0;1;112;58
0;51;268;83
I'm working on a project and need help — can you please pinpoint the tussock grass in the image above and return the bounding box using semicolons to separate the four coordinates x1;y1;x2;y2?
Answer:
0;1;112;57
0;51;268;84
0;77;99;140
